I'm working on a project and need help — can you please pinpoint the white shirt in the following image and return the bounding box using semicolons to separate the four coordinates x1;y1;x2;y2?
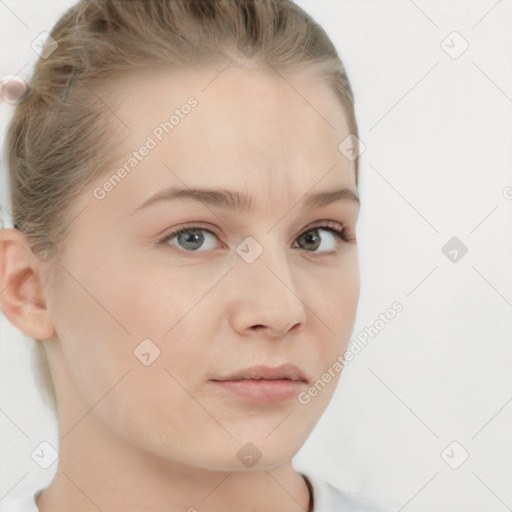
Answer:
0;472;397;511
304;472;397;511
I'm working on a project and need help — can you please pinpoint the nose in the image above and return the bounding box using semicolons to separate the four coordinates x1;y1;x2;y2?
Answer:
228;250;308;339
251;320;302;338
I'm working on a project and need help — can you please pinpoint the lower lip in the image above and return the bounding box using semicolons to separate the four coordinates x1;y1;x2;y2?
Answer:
210;379;306;403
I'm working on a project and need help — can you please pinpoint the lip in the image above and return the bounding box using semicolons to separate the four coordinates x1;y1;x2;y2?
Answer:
212;363;309;383
210;363;308;403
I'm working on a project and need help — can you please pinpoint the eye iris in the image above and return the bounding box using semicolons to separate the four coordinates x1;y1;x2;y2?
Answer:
178;229;204;250
300;230;320;250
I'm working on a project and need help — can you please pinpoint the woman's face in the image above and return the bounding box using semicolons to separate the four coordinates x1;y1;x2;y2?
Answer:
46;65;360;469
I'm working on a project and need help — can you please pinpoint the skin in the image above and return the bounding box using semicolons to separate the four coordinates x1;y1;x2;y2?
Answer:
0;64;360;512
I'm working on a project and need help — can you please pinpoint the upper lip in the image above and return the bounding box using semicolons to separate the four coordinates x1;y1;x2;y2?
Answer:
211;363;309;384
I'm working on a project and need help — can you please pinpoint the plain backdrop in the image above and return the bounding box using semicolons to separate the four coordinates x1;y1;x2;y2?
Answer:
1;1;511;511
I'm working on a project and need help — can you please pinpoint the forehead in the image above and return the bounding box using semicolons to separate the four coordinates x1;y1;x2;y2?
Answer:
117;64;350;152
83;65;356;220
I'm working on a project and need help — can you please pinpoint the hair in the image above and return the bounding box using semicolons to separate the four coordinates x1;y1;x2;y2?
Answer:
3;0;359;416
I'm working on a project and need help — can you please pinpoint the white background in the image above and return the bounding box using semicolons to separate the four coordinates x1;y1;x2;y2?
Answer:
1;1;511;511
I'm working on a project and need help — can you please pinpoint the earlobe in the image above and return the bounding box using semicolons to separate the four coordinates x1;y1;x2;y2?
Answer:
0;228;55;340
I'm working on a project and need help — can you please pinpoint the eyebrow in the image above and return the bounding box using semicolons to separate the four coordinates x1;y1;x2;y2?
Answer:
131;185;360;215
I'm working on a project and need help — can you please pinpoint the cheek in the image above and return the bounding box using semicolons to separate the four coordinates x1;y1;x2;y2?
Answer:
309;257;360;356
48;261;136;408
50;258;209;435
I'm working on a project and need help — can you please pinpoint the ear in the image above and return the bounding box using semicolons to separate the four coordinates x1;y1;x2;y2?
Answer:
0;228;55;340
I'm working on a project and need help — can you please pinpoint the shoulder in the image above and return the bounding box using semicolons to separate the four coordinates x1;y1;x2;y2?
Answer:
302;472;398;512
0;488;41;512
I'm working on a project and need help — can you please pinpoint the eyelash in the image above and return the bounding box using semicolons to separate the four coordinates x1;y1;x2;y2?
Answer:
156;221;354;253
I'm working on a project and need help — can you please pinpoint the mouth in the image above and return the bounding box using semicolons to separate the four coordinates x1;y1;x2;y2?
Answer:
211;363;309;383
210;363;308;403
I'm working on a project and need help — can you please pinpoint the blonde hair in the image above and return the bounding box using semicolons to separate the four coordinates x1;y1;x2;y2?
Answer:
3;0;359;415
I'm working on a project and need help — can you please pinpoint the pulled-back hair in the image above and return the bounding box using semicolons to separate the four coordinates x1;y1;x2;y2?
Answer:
3;0;359;414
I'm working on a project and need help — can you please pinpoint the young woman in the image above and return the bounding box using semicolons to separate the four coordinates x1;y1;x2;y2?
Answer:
0;1;396;511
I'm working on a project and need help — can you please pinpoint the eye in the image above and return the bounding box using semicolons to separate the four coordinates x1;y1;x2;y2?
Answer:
158;226;219;252
293;221;353;253
157;221;353;254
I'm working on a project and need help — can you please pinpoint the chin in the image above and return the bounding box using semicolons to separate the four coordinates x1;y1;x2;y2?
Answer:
174;432;306;472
